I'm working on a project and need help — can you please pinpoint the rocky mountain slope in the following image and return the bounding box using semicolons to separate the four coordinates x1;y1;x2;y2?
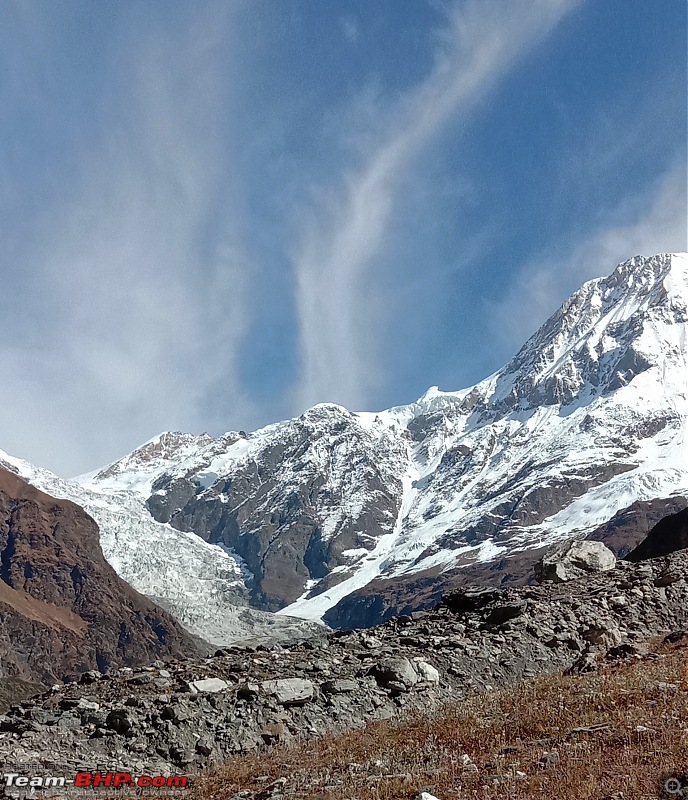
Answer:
0;450;325;647
3;536;688;780
324;494;688;629
68;252;688;631
0;467;200;686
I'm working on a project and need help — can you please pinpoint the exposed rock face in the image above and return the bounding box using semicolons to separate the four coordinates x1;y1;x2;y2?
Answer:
3;548;688;778
626;506;688;561
324;497;688;629
142;409;407;611
0;467;201;685
585;496;688;556
71;253;688;631
534;540;616;583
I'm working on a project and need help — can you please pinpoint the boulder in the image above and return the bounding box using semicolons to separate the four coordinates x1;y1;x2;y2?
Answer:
321;679;358;694
260;678;314;705
483;601;527;626
535;540;615;583
413;659;440;685
372;656;418;688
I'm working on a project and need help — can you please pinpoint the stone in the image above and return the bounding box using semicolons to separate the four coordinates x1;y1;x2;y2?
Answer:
535;540;616;583
56;714;81;729
372;657;418;688
581;623;622;649
664;630;688;644
261;721;291;744
321;679;358;694
169;745;193;765
160;703;189;723
106;710;133;735
461;754;478;773
565;650;598;674
187;678;230;694
654;565;683;586
484;602;527;626
128;673;154;686
260;678;314;705
195;738;213;756
539;750;560;768
413;660;440;684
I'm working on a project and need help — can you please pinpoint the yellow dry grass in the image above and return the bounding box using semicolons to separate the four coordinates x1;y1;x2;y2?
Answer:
194;635;688;800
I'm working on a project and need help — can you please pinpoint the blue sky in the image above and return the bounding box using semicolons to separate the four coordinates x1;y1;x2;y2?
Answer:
1;0;686;476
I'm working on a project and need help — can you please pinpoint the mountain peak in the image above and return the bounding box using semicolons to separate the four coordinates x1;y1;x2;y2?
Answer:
481;252;687;413
605;251;686;289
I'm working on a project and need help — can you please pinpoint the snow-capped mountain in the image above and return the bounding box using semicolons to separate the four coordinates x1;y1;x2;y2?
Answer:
71;252;688;629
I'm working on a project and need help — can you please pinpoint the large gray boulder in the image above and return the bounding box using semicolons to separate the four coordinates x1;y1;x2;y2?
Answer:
535;540;616;583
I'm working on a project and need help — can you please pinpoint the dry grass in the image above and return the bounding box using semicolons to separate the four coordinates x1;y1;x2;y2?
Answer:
197;636;688;800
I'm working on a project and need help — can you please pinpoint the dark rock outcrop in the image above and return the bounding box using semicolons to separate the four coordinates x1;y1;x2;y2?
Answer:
144;408;405;611
626;506;688;561
585;496;688;557
0;467;202;686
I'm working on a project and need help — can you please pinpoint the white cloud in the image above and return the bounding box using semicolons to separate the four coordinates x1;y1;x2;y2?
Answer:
0;5;253;476
491;163;688;351
291;0;583;413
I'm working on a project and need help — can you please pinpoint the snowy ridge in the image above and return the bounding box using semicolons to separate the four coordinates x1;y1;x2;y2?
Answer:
8;252;687;632
76;253;688;625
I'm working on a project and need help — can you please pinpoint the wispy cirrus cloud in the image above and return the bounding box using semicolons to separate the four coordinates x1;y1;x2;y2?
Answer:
0;3;253;476
2;0;682;479
291;0;583;412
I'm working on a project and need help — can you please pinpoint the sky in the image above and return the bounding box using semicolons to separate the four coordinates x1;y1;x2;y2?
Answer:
1;0;686;477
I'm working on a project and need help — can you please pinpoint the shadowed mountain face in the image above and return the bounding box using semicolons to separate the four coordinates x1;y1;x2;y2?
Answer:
585;497;688;558
626;506;688;562
0;467;201;685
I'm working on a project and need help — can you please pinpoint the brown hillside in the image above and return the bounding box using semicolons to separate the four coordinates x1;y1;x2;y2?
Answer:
0;466;202;688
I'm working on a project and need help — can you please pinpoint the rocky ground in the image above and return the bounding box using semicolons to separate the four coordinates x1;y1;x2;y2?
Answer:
202;631;688;800
2;546;688;792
